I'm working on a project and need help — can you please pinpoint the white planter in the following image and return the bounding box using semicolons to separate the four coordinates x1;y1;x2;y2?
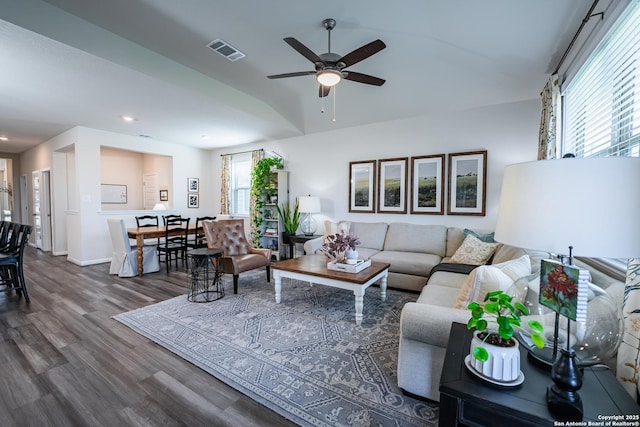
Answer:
469;331;520;382
346;249;359;264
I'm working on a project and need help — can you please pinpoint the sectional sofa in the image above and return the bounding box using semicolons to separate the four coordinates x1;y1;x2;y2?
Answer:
304;220;625;402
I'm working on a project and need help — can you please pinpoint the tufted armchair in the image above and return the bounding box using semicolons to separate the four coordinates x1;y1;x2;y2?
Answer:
202;219;271;294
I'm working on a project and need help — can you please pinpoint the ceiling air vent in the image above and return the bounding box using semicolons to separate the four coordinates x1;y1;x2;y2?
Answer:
207;38;245;62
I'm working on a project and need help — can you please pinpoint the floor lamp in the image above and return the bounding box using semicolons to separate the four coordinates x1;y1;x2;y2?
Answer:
494;157;640;420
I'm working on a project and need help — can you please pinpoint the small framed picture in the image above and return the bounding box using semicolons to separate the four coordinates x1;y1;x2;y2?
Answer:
188;178;199;193
410;154;445;215
378;157;408;214
188;193;199;208
159;189;169;201
447;150;487;216
349;160;376;213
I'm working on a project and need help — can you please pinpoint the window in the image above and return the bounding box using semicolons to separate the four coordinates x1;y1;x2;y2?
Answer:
230;152;251;216
562;0;640;158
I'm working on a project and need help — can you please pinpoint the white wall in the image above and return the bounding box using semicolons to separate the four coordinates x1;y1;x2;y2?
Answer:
212;99;540;232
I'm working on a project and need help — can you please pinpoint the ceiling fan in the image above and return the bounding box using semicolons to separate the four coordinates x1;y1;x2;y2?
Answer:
267;18;386;97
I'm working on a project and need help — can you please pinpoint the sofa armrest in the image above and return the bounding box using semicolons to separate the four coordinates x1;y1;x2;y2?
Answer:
303;236;324;255
400;302;471;348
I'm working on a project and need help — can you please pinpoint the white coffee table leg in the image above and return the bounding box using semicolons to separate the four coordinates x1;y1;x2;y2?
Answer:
353;288;365;326
274;271;282;303
380;271;388;301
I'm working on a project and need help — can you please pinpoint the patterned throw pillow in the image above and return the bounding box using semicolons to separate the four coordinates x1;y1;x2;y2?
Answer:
450;234;498;265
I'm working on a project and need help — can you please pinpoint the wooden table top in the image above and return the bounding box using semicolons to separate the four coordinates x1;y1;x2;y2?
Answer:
127;224;200;238
272;254;390;284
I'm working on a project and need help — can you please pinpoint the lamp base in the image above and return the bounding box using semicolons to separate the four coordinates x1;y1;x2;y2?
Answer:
547;348;583;421
547;385;583;421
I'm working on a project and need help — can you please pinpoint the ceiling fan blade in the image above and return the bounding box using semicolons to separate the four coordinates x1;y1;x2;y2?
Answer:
267;71;316;79
339;39;386;68
283;37;323;63
319;85;331;97
344;72;385;86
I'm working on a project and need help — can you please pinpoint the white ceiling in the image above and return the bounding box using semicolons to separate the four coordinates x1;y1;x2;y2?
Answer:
0;0;596;154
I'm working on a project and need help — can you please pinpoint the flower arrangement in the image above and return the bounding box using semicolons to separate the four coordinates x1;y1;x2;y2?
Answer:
319;231;361;260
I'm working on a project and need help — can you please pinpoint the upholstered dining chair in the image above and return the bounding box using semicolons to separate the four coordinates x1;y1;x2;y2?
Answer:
202;219;271;294
107;218;160;277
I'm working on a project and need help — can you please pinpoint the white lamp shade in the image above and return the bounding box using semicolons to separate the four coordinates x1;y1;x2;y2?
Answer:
298;196;321;213
316;70;342;87
494;157;640;258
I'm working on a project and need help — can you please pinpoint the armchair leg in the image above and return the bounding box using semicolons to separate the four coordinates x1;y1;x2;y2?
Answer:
233;274;239;294
266;265;271;282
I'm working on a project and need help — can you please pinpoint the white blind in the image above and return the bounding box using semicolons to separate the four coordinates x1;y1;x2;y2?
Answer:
562;0;640;158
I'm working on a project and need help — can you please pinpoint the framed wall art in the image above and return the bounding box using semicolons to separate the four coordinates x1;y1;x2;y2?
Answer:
447;150;487;216
349;160;376;213
159;189;169;201
187;177;199;193
410;154;445;215
377;157;408;214
100;184;127;204
188;193;199;208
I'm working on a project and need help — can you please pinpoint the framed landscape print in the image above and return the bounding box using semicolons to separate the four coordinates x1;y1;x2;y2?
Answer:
159;189;169;201
377;157;408;214
410;154;445;215
188;193;199;208
447;150;487;216
187;177;199;193
349;160;376;213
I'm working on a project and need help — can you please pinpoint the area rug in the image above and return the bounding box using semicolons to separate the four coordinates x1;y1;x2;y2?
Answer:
114;271;439;426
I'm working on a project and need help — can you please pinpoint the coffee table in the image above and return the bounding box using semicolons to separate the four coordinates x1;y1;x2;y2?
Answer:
272;255;390;325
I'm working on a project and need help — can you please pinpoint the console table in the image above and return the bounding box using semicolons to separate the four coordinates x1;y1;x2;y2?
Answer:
439;322;639;427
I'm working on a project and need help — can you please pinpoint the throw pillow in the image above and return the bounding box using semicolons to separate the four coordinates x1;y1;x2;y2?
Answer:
454;265;514;309
492;255;531;281
464;228;495;243
450;234;498;265
324;220;350;237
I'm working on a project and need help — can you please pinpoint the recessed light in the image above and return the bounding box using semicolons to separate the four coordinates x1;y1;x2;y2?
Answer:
121;115;136;122
0;136;8;141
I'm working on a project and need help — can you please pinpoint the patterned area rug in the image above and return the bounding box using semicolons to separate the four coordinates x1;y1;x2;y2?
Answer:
114;271;438;426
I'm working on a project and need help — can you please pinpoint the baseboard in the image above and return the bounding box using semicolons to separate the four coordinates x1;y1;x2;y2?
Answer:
67;256;111;266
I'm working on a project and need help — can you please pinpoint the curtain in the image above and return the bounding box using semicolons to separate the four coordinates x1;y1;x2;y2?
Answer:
220;154;231;215
249;149;264;240
617;258;640;402
537;75;559;160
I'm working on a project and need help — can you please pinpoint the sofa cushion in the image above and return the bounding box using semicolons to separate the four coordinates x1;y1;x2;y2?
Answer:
446;227;494;257
492;255;531;281
371;250;440;277
454;265;514;309
450;234;498;265
353;247;380;261
417;284;460;307
383;223;447;256
349;222;388;250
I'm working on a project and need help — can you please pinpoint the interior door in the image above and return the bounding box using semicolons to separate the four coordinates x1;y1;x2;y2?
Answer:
143;173;159;210
32;171;42;249
40;170;52;251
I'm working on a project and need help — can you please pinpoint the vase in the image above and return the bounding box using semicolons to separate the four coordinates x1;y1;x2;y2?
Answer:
346;248;359;264
469;331;521;382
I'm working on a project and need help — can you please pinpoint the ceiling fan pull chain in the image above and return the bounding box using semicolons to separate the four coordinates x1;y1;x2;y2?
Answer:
321;90;325;114
333;86;337;122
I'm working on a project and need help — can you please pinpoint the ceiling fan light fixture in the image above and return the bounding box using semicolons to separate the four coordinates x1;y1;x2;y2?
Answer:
316;69;341;87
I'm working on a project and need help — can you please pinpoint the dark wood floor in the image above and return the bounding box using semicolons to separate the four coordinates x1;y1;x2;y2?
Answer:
0;247;297;427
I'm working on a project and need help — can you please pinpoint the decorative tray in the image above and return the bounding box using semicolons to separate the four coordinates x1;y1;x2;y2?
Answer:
327;259;371;273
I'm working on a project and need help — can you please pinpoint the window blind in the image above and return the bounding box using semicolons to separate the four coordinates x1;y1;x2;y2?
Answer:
562;0;640;158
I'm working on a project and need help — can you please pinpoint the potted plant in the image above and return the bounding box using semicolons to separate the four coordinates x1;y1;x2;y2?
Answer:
319;231;361;262
466;290;544;383
250;157;284;247
276;200;300;244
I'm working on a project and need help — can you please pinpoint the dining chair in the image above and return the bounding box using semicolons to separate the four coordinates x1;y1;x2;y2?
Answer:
187;216;217;251
158;216;190;273
202;218;271;294
107;218;160;277
162;214;182;225
0;223;33;302
135;215;161;248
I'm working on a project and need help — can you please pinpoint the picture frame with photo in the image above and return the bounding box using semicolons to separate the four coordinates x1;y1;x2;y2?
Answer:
188;193;199;208
349;160;376;213
159;189;168;201
187;177;199;193
447;150;487;216
410;154;445;215
378;157;408;214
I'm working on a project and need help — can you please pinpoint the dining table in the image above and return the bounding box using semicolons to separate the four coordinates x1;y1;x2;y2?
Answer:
127;224;203;276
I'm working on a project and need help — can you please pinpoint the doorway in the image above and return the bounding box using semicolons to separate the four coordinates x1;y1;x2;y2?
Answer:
31;170;52;251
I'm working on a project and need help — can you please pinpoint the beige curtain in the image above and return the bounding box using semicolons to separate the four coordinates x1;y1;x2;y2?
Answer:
617;258;640;402
220;154;231;215
537;75;559;160
249;149;264;239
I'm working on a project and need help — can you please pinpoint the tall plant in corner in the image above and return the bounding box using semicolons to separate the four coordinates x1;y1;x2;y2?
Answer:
250;156;284;247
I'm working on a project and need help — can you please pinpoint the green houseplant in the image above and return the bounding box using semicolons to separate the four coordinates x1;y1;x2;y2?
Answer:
275;200;300;243
250;157;284;247
467;290;544;362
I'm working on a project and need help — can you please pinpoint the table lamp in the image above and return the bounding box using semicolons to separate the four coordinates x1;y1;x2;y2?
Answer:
494;157;640;420
298;195;320;236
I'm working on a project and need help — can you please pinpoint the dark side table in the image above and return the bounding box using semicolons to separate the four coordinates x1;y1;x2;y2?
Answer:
439;322;639;427
187;248;224;302
287;234;321;259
